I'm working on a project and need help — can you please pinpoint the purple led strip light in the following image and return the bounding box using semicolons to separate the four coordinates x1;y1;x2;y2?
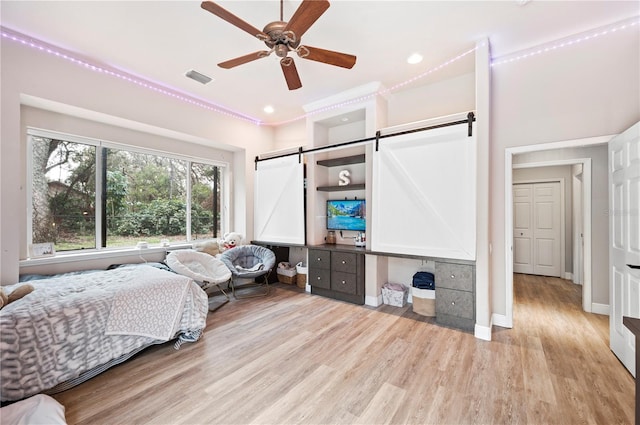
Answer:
1;27;263;125
491;17;639;67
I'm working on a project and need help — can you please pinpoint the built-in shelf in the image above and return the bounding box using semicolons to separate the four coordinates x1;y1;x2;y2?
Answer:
317;183;366;192
316;154;365;167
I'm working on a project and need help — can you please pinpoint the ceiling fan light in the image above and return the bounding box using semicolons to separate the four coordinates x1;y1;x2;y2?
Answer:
264;105;275;114
185;69;213;84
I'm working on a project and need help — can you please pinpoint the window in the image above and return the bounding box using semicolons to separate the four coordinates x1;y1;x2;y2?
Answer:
29;131;226;253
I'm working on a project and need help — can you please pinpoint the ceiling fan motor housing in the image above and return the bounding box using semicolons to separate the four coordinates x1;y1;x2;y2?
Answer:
263;20;300;56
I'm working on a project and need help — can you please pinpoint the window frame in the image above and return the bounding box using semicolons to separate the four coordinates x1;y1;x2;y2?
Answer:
26;127;228;254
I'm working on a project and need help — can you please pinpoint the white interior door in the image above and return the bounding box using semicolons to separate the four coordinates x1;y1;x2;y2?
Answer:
609;122;640;377
513;185;533;274
254;155;305;245
533;182;562;277
513;182;562;277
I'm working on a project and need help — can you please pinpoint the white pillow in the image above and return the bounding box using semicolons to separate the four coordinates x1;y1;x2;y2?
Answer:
0;394;67;425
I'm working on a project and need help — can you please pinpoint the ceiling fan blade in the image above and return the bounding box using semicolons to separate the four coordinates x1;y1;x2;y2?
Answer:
201;1;268;40
218;51;270;69
297;45;356;69
280;57;302;90
283;0;330;41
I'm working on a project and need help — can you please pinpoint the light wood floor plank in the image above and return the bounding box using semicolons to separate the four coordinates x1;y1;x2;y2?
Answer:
51;274;634;424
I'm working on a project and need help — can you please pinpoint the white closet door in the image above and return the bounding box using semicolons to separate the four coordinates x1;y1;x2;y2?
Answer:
371;124;476;260
254;155;305;244
513;185;534;274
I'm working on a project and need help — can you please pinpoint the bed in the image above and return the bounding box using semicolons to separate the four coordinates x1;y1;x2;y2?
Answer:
0;264;209;402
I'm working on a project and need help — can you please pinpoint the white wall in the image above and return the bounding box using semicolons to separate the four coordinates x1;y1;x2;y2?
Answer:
491;26;639;317
1;37;275;284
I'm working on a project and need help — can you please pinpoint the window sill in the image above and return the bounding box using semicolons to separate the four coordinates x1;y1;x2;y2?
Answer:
19;244;192;267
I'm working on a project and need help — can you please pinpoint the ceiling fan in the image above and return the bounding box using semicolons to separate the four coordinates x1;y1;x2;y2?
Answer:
200;0;357;90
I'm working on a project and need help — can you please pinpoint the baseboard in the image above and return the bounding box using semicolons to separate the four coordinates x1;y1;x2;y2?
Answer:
564;272;573;281
365;294;382;307
591;303;610;316
492;313;512;329
474;319;492;341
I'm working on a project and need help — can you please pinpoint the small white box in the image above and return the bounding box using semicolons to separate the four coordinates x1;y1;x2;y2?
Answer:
381;283;409;307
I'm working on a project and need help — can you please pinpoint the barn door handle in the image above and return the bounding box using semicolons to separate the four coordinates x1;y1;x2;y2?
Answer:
628;264;640;270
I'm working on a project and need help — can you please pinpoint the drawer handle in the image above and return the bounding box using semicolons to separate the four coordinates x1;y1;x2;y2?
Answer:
451;274;455;279
342;280;346;284
451;301;455;306
317;258;321;261
342;260;346;264
317;276;321;280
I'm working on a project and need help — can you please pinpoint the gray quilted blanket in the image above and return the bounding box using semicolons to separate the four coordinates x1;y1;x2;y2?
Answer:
0;265;208;402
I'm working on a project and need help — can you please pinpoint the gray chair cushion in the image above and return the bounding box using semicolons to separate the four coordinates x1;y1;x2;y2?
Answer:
220;245;276;279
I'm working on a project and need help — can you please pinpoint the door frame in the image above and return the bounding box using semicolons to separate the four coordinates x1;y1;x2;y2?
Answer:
512;178;565;279
502;135;614;328
572;169;584;285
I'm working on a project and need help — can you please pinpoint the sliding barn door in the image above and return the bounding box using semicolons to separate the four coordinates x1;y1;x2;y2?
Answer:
371;124;476;260
254;155;305;244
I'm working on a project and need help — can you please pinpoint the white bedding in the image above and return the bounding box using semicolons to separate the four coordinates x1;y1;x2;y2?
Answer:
0;265;208;402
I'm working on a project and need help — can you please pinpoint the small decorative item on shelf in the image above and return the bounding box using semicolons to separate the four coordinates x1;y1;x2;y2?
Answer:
354;232;366;247
326;230;336;244
338;170;350;186
28;242;55;258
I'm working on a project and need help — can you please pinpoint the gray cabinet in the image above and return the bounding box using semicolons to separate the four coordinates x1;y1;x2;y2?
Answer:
435;262;475;331
308;247;365;305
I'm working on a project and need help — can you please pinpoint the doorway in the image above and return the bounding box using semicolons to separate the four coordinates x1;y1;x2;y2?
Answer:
503;135;613;328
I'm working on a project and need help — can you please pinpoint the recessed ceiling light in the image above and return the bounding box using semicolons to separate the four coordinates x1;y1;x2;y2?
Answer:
407;53;423;65
340;117;349;122
263;105;275;114
185;69;213;85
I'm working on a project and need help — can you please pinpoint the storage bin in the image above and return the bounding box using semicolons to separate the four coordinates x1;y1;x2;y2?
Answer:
381;283;408;307
295;262;307;289
277;266;297;284
412;287;435;317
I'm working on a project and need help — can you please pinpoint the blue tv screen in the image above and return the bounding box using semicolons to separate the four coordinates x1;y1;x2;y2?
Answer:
327;200;366;232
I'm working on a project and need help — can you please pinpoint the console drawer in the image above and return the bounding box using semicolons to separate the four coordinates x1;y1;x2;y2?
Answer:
309;268;331;289
435;262;474;291
309;249;331;270
435;287;474;320
331;271;358;295
331;252;358;273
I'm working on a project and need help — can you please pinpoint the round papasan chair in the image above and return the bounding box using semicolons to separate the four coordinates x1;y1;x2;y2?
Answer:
219;245;276;299
166;250;232;311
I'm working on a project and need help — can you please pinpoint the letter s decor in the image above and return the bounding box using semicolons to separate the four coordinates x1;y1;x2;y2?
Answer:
338;170;351;186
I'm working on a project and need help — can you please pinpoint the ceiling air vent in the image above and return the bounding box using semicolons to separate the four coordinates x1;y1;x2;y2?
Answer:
185;69;213;85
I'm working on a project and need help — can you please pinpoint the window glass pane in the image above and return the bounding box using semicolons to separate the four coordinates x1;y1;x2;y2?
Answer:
191;163;222;240
32;137;96;251
105;148;187;247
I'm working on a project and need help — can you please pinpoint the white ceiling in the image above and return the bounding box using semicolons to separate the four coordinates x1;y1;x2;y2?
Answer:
1;1;638;125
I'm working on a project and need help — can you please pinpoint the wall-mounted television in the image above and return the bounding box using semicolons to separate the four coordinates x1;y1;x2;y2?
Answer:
327;199;366;232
